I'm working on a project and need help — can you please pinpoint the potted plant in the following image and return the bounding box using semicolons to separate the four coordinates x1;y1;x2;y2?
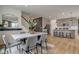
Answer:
22;16;37;33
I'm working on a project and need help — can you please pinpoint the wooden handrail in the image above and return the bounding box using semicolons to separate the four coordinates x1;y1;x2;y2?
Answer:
21;16;30;24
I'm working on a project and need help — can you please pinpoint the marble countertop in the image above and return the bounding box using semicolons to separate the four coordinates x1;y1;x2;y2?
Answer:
12;32;47;40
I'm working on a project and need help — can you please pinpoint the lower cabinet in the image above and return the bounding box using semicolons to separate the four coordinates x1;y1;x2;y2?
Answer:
53;30;75;39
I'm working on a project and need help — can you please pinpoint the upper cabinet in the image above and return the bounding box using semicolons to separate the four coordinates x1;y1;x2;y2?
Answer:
56;17;78;27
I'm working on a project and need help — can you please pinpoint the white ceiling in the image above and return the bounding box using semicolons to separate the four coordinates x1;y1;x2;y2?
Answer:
1;5;79;19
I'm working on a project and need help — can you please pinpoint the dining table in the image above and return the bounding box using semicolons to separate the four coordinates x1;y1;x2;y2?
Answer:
10;32;47;54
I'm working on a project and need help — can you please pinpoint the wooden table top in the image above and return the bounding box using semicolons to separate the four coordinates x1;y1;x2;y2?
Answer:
0;38;5;49
0;44;5;49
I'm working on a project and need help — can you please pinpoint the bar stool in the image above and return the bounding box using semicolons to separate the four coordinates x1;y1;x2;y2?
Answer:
63;32;66;38
59;32;62;37
53;31;56;37
62;32;64;37
60;32;62;37
57;31;59;37
70;33;74;39
56;31;58;37
66;32;70;38
54;32;56;37
59;32;61;37
66;33;68;38
55;32;58;37
69;33;72;39
71;33;74;39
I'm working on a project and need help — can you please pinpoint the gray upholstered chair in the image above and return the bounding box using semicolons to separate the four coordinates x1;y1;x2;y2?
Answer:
21;36;38;54
2;32;21;54
36;34;48;54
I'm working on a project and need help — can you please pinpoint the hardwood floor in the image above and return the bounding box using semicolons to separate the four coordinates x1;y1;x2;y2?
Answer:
47;35;79;54
1;35;79;54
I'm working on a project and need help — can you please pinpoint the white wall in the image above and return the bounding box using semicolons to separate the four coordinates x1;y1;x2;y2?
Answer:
0;6;22;27
42;17;50;29
0;14;2;24
51;17;79;39
50;19;57;36
0;6;22;44
21;12;39;32
22;12;51;32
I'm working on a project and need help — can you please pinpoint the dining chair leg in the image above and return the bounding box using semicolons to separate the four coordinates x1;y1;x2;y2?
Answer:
22;46;31;54
9;48;11;53
22;48;24;54
4;47;6;54
17;45;18;50
4;47;10;54
19;45;20;49
22;48;28;54
41;44;43;54
16;44;21;54
40;41;43;54
31;49;33;53
45;39;48;51
26;46;30;54
36;45;38;54
18;45;20;53
7;50;9;54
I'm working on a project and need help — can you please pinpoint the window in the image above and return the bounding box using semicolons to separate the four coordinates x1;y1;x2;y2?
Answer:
11;22;18;27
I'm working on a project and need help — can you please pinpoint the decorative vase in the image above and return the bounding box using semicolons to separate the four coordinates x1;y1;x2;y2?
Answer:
29;29;35;34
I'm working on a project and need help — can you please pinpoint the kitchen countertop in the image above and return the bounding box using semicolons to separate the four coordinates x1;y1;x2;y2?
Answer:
0;27;22;31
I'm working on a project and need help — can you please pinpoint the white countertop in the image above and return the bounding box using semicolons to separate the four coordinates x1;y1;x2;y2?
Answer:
12;32;47;41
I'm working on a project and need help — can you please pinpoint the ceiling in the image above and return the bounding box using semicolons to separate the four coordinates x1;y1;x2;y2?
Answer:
1;5;79;19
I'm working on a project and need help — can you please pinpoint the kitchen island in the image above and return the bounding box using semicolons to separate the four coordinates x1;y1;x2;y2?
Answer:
53;29;75;39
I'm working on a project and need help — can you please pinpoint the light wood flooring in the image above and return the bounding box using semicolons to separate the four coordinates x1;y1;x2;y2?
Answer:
1;35;79;54
47;35;79;54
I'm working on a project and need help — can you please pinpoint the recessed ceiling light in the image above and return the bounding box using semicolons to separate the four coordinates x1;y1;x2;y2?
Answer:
25;5;28;7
